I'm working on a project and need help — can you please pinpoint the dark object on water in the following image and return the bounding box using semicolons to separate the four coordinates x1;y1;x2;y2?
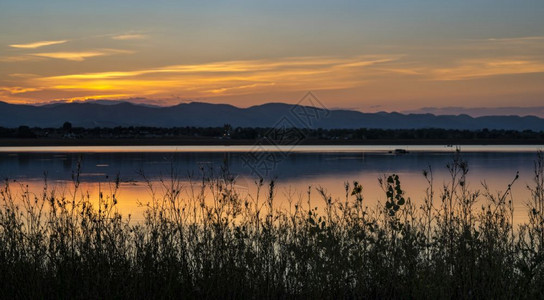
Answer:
388;148;409;154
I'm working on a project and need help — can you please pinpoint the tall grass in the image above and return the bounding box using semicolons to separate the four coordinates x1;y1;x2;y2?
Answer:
1;151;544;298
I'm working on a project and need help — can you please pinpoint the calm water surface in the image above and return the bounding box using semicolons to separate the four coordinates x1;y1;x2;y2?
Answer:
1;145;542;223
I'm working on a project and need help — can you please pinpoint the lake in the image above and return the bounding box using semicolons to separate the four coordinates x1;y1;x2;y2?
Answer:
1;145;542;224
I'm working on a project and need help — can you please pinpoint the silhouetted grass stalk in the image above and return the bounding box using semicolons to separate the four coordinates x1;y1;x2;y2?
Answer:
1;151;544;298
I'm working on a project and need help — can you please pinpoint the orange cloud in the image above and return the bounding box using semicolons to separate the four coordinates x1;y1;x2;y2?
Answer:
487;36;544;43
112;34;147;40
431;58;544;80
8;73;39;78
0;55;44;63
9;40;67;49
3;46;543;106
28;55;398;97
46;55;397;80
0;55;403;103
31;49;134;61
60;93;134;101
0;86;41;94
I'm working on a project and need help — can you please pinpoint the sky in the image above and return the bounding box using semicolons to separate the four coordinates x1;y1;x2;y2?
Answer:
1;0;543;115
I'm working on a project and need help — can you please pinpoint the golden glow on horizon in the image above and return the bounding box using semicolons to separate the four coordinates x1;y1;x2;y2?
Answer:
1;33;544;110
1;0;543;111
1;55;399;101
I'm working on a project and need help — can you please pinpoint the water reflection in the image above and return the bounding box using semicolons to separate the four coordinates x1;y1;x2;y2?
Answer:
0;146;541;223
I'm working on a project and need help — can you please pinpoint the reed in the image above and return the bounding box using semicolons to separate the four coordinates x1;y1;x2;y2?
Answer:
1;151;544;299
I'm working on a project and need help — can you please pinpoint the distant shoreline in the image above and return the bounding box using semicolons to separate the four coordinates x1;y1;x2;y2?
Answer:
0;138;543;147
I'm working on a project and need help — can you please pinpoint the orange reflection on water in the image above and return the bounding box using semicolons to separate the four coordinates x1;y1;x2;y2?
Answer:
11;168;534;226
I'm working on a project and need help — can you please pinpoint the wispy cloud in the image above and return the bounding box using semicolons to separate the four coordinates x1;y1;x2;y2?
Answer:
0;86;41;94
0;55;44;63
112;34;147;40
9;40;67;49
15;55;399;100
486;36;544;43
31;52;105;61
4;43;543;105
8;73;38;78
430;58;544;80
208;82;277;94
31;49;134;61
47;55;398;80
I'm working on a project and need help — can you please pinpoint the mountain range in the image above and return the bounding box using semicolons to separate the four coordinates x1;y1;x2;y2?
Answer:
1;101;544;130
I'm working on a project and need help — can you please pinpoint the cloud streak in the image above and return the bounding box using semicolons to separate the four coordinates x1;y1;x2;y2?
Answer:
0;86;41;94
6;52;544;103
430;58;544;80
2;32;544;109
46;55;398;80
0;55;44;63
487;36;544;43
9;40;67;49
6;55;397;100
112;34;147;40
31;49;134;61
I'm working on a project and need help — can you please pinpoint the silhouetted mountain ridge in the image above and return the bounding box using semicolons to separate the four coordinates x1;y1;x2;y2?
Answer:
1;101;544;130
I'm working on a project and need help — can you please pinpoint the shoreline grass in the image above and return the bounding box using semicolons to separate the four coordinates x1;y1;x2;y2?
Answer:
1;151;544;298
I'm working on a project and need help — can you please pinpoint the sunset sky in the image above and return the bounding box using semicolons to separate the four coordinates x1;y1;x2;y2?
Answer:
1;0;543;114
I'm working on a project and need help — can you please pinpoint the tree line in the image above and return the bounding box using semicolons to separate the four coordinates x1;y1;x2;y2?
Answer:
1;123;543;140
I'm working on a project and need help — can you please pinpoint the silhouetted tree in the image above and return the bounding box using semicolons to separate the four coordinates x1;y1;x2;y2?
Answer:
62;121;72;133
17;125;36;138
